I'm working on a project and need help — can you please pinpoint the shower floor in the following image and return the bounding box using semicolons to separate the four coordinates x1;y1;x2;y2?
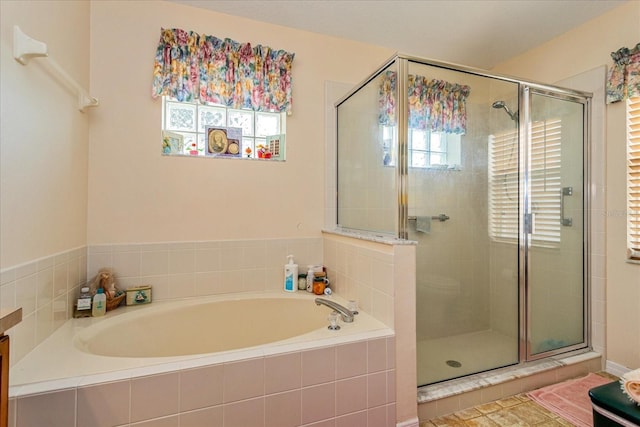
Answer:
417;329;518;386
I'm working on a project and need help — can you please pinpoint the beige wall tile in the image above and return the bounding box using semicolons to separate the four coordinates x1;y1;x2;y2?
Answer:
265;352;302;394
180;406;223;427
367;405;388;427
301;383;336;425
130;373;179;423
223;397;265;427
367;338;387;373
302;419;336;427
140;250;168;277
223;358;265;403
130;414;180;427
77;380;130;427
16;390;76;427
336;341;367;380
302;346;336;387
265;390;301;427
336;410;367;427
367;372;387;408
336;376;367;416
180;364;223;411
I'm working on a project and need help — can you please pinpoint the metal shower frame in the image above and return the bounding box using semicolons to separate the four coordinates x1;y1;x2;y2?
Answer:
335;52;593;367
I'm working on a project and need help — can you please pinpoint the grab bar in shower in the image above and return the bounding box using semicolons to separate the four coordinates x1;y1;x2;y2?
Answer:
408;214;450;222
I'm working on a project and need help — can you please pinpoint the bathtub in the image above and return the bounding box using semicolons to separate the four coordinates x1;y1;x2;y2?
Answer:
9;291;395;415
75;296;336;358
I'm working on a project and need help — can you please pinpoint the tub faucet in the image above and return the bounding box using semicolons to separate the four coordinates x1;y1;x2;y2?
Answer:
315;298;354;323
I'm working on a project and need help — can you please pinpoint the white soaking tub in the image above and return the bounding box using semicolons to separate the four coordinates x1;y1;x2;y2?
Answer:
9;291;393;395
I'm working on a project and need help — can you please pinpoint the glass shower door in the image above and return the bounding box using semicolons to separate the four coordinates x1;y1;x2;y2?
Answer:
525;90;588;358
413;60;521;385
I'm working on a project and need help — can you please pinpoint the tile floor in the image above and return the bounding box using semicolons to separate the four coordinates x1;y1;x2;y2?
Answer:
420;372;617;427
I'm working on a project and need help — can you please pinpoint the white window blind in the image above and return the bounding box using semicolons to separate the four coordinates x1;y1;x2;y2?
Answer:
489;131;519;240
628;96;640;261
489;120;562;245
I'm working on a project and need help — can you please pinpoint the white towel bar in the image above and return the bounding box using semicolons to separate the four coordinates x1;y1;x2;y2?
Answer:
13;26;99;113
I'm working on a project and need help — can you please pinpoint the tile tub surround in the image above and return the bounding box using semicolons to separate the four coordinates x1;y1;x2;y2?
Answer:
322;230;418;427
9;337;396;427
0;247;88;365
86;237;323;301
9;291;392;387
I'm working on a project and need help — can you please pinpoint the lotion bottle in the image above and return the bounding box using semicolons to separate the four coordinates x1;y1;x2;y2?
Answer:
284;255;298;292
92;288;106;317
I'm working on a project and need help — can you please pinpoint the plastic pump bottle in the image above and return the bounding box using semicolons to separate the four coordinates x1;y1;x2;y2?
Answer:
92;288;106;317
284;255;298;292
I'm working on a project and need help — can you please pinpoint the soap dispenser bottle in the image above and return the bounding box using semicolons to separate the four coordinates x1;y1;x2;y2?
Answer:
92;288;106;317
284;255;298;292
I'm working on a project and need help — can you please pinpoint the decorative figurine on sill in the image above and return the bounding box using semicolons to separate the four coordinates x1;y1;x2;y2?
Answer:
162;137;171;154
245;146;252;158
89;268;126;311
256;144;272;159
90;268;117;298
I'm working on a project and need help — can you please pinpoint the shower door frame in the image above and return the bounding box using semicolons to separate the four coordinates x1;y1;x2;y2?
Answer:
392;55;593;373
518;85;592;362
334;53;593;382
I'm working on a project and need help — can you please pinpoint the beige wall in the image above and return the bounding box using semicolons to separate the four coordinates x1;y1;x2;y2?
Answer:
88;0;393;245
493;0;640;370
0;0;90;269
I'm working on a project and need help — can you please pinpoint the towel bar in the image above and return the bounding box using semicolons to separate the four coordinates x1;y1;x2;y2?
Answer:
408;214;450;222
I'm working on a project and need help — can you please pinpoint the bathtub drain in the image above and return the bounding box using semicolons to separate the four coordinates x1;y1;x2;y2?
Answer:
446;360;462;368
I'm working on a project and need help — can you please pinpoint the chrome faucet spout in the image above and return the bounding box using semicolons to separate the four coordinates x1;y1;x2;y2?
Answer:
315;298;354;323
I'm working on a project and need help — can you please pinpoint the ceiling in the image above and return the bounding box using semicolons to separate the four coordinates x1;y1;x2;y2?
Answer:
168;0;626;69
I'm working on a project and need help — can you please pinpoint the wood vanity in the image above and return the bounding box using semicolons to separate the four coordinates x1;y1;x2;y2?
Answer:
0;308;22;427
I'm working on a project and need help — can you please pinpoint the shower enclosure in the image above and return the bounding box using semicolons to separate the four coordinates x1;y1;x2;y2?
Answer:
335;54;590;386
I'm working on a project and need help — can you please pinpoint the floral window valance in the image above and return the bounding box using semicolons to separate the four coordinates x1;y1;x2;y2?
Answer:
606;42;640;104
379;70;471;134
152;28;295;113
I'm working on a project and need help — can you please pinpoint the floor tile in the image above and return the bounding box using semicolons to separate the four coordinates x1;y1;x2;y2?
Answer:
424;371;616;427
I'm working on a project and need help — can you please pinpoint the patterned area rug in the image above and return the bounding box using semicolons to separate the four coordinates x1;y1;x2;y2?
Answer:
528;373;613;427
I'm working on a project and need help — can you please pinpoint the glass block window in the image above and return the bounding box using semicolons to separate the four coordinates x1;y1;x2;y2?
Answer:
162;97;286;158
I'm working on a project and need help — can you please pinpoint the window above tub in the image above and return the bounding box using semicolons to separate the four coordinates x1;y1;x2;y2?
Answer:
161;97;286;159
152;28;294;160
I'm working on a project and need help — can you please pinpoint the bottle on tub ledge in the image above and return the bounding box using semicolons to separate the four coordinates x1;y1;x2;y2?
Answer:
92;288;106;317
283;255;298;292
73;287;93;318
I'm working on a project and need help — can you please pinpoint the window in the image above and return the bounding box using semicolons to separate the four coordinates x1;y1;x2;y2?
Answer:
381;126;461;169
489;119;562;246
161;96;286;158
627;96;640;261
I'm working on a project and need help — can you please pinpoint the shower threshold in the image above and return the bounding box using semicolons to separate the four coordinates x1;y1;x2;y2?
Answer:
417;349;600;404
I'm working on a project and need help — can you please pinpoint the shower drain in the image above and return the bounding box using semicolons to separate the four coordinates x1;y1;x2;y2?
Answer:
446;360;462;368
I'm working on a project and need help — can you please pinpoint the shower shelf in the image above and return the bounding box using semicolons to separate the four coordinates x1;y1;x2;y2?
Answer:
13;26;99;113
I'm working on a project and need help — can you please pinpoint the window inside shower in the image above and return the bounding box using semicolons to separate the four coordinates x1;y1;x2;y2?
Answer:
381;126;462;169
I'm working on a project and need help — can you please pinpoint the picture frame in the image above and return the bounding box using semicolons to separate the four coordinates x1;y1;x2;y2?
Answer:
162;131;184;155
205;126;242;157
266;134;285;160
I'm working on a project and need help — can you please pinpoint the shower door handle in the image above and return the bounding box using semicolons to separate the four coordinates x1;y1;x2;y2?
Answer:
560;187;573;227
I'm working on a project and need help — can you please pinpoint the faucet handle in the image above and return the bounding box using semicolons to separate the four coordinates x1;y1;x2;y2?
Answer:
348;300;359;315
328;311;340;330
